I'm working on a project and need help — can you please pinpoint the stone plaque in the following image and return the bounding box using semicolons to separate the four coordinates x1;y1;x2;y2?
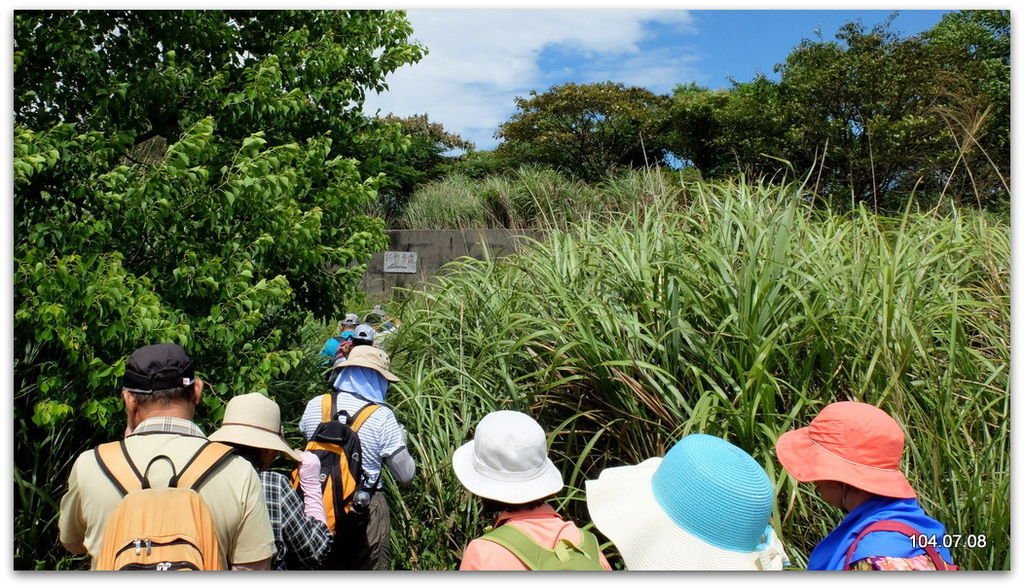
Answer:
383;251;418;274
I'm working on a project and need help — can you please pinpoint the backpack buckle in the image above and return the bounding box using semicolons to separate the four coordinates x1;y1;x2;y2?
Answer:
554;540;574;563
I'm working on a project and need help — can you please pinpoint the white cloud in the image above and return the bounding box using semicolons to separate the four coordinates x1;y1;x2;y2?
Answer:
567;45;706;94
363;10;698;150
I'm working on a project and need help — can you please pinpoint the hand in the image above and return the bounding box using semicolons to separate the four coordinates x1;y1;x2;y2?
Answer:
338;341;353;358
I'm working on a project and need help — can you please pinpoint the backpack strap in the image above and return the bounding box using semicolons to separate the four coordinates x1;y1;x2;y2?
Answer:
843;520;952;570
320;392;335;423
571;529;602;564
478;524;549;570
169;441;236;491
349;403;381;432
95;440;146;497
478;523;601;570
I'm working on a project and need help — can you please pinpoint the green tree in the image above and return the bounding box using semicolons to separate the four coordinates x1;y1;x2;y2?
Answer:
774;18;958;207
661;83;731;174
365;113;473;220
663;13;1009;210
663;78;791;179
439;149;511;180
495;82;670;182
13;10;424;569
924;10;1010;207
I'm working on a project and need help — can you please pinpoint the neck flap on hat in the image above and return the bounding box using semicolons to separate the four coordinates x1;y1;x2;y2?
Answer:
333;366;390;404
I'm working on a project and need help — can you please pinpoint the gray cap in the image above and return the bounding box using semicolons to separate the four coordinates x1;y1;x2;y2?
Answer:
353;323;376;342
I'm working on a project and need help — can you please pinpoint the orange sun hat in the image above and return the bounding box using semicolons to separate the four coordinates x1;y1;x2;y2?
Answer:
775;401;916;498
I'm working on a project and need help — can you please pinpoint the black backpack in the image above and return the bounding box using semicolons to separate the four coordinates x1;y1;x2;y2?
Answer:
291;393;379;568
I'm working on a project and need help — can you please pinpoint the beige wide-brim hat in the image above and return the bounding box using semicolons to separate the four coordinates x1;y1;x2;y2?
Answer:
339;345;400;382
209;393;302;462
451;411;563;504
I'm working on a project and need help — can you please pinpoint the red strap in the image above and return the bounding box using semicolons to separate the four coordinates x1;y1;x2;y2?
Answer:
843;520;952;570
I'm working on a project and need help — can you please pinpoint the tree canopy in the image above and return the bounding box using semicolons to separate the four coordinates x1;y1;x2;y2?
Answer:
13;15;424;565
366;113;474;220
658;13;1010;209
495;82;671;182
485;12;1009;211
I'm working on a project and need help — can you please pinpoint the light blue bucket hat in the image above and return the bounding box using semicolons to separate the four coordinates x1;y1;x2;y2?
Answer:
586;434;788;570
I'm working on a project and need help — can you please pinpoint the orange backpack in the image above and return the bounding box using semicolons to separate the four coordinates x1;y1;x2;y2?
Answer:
291;394;379;534
93;440;235;571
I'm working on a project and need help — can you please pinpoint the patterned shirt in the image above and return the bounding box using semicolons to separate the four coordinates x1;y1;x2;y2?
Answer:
260;470;333;570
131;416;206;437
850;554;944;571
298;392;407;489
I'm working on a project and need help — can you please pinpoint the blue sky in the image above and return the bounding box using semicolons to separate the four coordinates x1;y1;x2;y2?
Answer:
363;9;952;151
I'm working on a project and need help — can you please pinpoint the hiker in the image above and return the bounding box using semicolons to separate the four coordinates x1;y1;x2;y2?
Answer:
209;393;333;570
453;410;611;571
325;323;379;385
320;313;360;361
321;332;352;364
350;323;377;349
775;401;956;570
342;312;360;331
323;331;354;384
298;345;415;570
58;343;276;570
586;433;789;570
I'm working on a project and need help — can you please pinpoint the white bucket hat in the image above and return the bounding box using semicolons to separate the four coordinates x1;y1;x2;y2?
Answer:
585;434;788;570
452;411;564;504
209;393;303;462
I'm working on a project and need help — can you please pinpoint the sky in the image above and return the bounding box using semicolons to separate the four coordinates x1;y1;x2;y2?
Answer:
363;9;953;151
1;5;1021;581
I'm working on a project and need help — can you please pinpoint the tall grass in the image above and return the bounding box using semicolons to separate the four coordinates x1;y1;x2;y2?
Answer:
380;177;1010;570
398;166;675;230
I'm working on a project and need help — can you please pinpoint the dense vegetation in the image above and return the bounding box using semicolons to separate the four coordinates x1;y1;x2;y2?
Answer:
381;177;1010;570
13;9;1010;572
405;12;1009;217
13;10;423;569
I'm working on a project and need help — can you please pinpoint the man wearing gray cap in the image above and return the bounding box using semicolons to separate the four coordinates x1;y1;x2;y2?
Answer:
58;343;276;570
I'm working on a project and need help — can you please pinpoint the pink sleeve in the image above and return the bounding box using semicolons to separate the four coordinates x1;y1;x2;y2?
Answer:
459;538;529;571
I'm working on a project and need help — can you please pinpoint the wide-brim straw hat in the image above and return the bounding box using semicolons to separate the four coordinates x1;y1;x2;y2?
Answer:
586;435;788;571
209;393;302;462
452;411;563;504
775;401;916;498
338;345;399;382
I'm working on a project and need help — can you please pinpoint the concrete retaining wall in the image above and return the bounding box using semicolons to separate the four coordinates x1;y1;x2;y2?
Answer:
360;229;546;299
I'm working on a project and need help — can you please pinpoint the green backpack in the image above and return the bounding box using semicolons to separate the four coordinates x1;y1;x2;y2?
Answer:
479;524;606;571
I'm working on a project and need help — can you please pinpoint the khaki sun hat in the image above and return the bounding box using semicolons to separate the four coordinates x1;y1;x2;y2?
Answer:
209;393;302;462
338;345;399;382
